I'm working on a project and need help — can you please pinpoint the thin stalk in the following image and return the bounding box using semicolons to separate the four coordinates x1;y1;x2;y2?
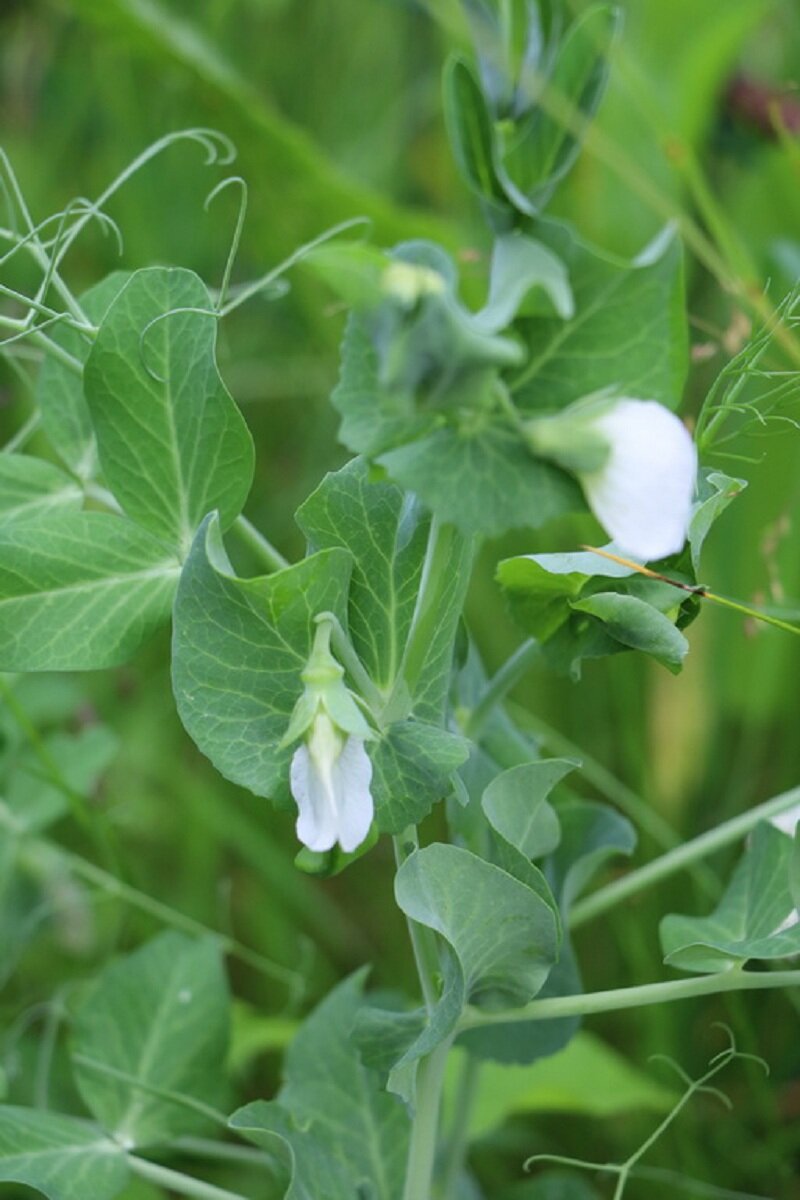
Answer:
393;831;439;1013
128;1156;249;1200
3;410;41;453
73;1054;229;1130
231;514;289;572
53;843;303;991
441;1054;481;1200
569;784;800;929
172;1137;272;1168
463;639;540;740
460;969;800;1030
401;1037;453;1200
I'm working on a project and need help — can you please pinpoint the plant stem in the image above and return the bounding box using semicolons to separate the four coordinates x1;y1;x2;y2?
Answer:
231;514;289;572
128;1155;249;1200
401;1036;453;1200
441;1054;481;1200
393;830;439;1013
569;784;800;929
463;639;540;740
460;969;800;1030
389;517;472;717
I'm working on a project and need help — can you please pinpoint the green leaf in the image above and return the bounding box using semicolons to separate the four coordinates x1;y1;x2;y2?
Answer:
84;267;254;552
71;931;230;1147
510;222;688;413
792;829;800;913
442;55;510;224
394;843;560;1062
496;5;620;215
0;513;179;671
371;720;469;833
570;592;689;670
379;423;580;538
482;761;573;860
0;1107;128;1200
172;514;351;803
36;272;131;479
447;1030;676;1138
478;233;575;331
689;470;746;573
296;459;430;693
0;454;82;523
547;799;636;913
661;822;800;973
297;460;471;723
497;546;631;642
230;973;408;1200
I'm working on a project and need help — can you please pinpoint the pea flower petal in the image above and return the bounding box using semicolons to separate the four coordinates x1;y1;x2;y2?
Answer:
290;714;374;854
579;399;697;561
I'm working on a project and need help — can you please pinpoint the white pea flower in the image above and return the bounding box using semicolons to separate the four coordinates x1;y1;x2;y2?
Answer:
290;714;373;854
283;619;375;855
528;396;697;562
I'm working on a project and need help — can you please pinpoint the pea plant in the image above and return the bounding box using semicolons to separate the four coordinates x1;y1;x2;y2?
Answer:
1;2;799;1198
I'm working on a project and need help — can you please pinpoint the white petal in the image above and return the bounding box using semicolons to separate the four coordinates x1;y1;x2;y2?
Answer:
290;744;338;852
331;737;374;853
580;399;697;561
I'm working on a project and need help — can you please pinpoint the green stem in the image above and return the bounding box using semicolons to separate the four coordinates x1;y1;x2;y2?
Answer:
441;1054;481;1200
569;784;800;930
401;1037;453;1200
703;589;800;638
128;1156;249;1200
393;830;439;1012
389;517;472;718
231;514;289;572
460;969;800;1030
463;639;540;740
316;611;385;714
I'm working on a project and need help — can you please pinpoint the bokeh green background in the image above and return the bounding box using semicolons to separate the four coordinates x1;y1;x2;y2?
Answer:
2;1;800;1195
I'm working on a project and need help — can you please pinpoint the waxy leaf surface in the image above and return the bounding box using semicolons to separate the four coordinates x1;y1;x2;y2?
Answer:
71;932;230;1147
0;1107;127;1200
85;267;254;552
0;454;82;523
0;512;179;671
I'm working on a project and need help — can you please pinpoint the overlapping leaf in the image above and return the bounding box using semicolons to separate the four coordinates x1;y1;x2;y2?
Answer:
661;822;800;973
0;1107;128;1200
172;514;351;804
71;932;230;1147
84;267;254;552
0;513;179;671
0;454;82;523
230;973;408;1200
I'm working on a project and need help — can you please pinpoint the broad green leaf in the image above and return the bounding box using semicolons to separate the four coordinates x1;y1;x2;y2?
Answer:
172;514;351;803
688;470;746;573
0;454;82;523
547;798;636;913
298;459;471;722
792;829;800;913
296;460;430;693
0;512;179;671
447;1030;676;1138
378;423;581;538
84;267;254;552
370;720;469;833
570;592;689;670
0;1106;128;1200
36;272;131;479
661;823;800;973
510;222;688;413
71;931;230;1147
230;973;408;1200
482;761;573;860
394;843;560;1063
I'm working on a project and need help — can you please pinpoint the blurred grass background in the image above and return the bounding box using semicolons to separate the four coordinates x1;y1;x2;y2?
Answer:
1;0;800;1196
